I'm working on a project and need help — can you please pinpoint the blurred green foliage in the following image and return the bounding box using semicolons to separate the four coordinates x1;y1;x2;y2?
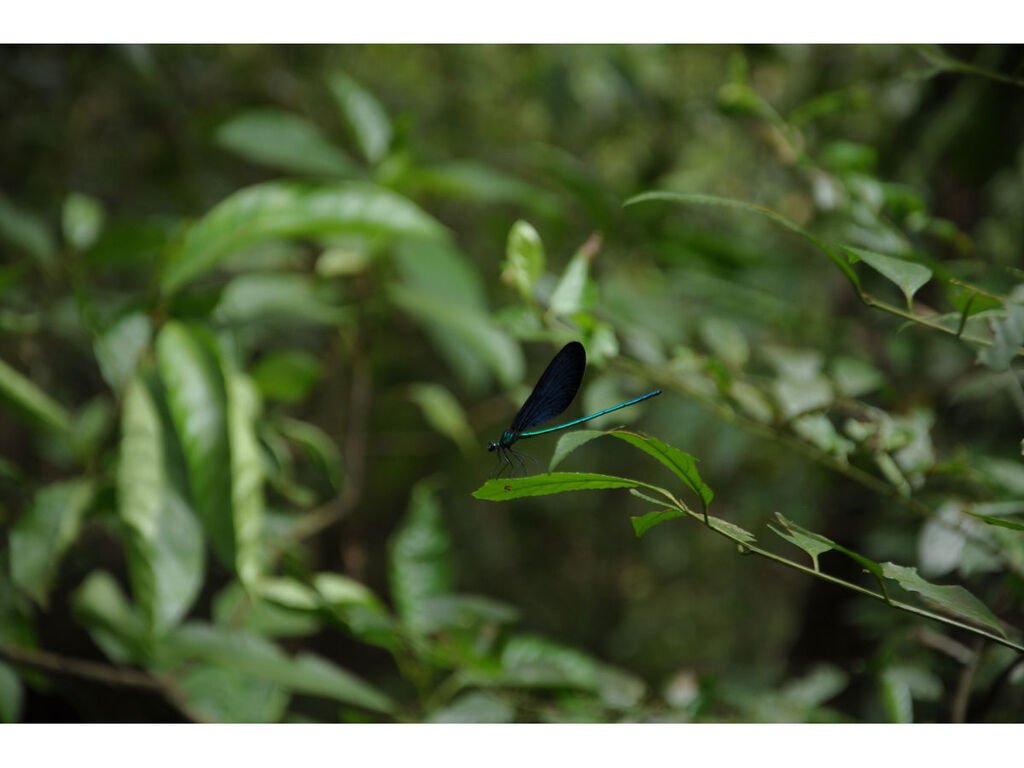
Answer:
2;44;1024;723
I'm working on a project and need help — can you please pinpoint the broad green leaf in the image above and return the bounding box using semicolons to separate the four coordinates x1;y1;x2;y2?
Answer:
473;472;654;502
0;194;55;270
880;562;1007;638
390;284;523;388
0;356;72;433
162;181;445;294
0;661;23;723
631;507;684;537
625;191;862;292
179;665;288;724
498;634;645;710
399;161;556;212
610;431;714;511
212;581;321;638
119;374;204;636
71;571;146;664
255;577;320;611
429;691;516;724
223;365;265;588
549;429;605;470
156;322;234;570
844;246;932;307
504;220;545;301
61;193;104;251
94;312;152;394
407;383;476;456
10;479;93;607
214;273;349;328
215;108;355;176
313;573;398;650
328;72;393;165
770;512;834;570
549;238;595;316
250;350;323;404
167;623;394;714
389;482;454;636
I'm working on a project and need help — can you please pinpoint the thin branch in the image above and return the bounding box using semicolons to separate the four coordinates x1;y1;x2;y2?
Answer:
951;639;985;723
0;643;205;723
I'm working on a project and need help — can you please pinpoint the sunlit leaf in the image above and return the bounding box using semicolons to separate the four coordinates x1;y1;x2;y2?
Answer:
215;108;355;176
162;181;445;293
504;220;546;301
549;238;595;316
328;72;393;165
61;192;105;251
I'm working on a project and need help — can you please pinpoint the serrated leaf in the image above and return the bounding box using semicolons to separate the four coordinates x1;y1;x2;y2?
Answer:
610;431;714;512
844;246;932;307
880;562;1007;638
215;108;355;176
10;479;94;607
771;512;833;570
328;72;392;165
407;383;476;456
162;181;444;294
473;472;654;502
625;191;861;293
389;482;454;636
0;356;72;433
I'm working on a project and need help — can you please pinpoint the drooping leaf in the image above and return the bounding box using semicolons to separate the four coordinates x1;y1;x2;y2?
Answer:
610;431;714;512
162;181;445;293
10;479;94;607
328;72;393;165
215;108;356;176
880;562;1007;638
844;246;932;307
0;356;72;433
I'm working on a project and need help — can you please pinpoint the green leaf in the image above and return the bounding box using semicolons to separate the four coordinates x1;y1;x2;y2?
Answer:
473;472;654;502
0;356;72;433
429;691;516;724
212;581;321;639
274;417;343;493
0;661;23;723
830;357;884;398
407;383;476;456
94;312;153;394
631;507;684;537
880;562;1007;638
215;108;356;176
706;515;757;545
964;510;1024;532
71;571;146;664
772;376;834;421
313;573;398;650
162;181;445;294
504;220;546;301
773;513;883;583
250;350;323;404
223;364;265;588
399;161;556;212
155;322;234;571
844;246;932;307
61;192;105;251
10;479;94;607
977;301;1024;372
610;431;714;512
700;317;749;369
549;429;605;470
791;414;855;465
0;193;55;270
389;482;454;636
549;238;595;316
625;191;862;293
214;273;350;328
179;664;288;724
770;512;834;570
328;72;393;165
119;374;204;636
166;623;394;714
498;634;645;709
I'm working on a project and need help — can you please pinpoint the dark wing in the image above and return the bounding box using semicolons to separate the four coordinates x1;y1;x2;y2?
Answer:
510;341;586;432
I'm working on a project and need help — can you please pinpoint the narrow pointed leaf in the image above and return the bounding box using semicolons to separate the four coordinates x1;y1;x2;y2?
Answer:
0;357;72;433
880;562;1007;638
215;108;356;176
328;72;393;164
610;430;714;511
474;472;656;502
